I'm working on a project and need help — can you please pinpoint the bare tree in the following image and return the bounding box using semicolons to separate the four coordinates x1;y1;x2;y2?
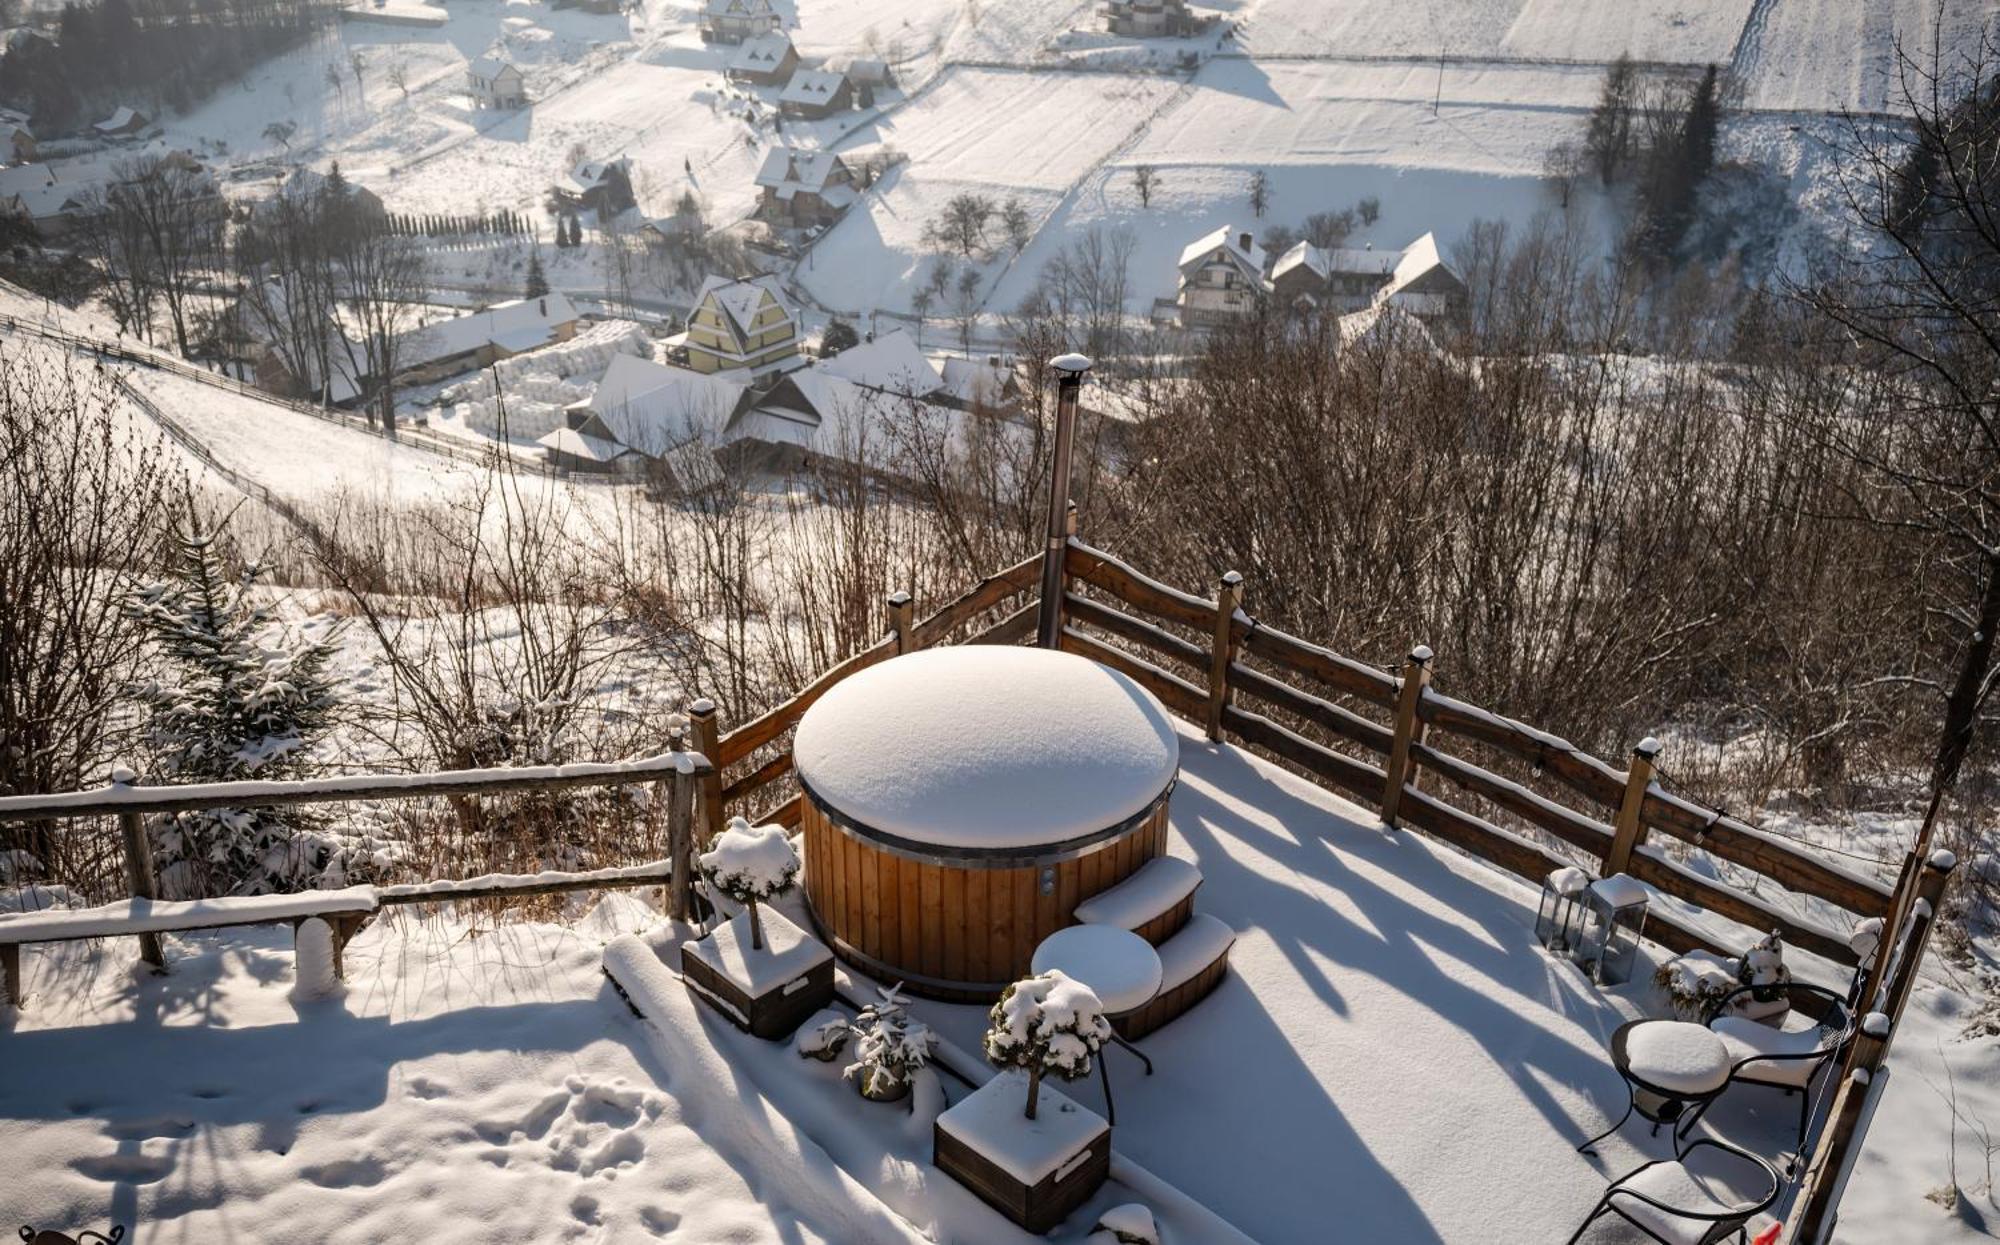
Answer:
328;207;429;436
1248;168;1271;218
1133;164;1157;208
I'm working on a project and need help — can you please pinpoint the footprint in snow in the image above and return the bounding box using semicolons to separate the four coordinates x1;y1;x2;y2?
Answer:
300;1156;390;1188
72;1152;174;1183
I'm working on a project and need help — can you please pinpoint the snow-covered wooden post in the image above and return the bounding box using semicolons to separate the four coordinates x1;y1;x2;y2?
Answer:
688;698;725;848
1205;571;1244;743
1880;849;1956;1052
111;765;165;969
665;763;698;922
1603;737;1662;878
1378;646;1433;828
1785;1011;1891;1244
1036;354;1092;650
887;590;915;655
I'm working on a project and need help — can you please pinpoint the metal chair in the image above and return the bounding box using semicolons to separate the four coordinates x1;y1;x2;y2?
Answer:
1682;982;1853;1166
1567;1138;1781;1245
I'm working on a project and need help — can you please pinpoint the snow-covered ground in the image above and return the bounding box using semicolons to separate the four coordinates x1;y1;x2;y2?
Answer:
5;716;1978;1242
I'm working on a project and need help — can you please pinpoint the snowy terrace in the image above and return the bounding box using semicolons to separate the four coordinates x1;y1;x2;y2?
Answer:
2;543;1935;1243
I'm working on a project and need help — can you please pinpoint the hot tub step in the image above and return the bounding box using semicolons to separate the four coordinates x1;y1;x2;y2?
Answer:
1114;912;1234;1041
1072;856;1202;946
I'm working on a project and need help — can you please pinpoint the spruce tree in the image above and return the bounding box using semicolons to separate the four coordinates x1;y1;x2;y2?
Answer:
1586;54;1639;185
126;524;341;897
525;250;549;298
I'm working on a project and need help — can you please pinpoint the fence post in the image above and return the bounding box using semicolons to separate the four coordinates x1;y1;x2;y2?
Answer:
111;765;165;969
1881;849;1957;1055
1603;737;1662;878
888;590;915;655
1378;646;1433;829
1205;571;1245;743
1786;1011;1892;1244
665;768;698;922
688;699;725;849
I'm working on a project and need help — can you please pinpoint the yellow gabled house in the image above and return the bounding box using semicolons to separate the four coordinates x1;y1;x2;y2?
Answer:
685;274;802;377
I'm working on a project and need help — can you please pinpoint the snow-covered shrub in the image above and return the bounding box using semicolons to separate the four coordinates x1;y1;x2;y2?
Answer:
1655;950;1738;1022
796;1009;851;1062
1087;1204;1160;1245
983;969;1111;1120
126;528;342;897
843;983;936;1102
697;816;798;950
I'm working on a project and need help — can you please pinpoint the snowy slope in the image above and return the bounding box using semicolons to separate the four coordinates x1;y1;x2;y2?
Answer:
1732;0;1997;113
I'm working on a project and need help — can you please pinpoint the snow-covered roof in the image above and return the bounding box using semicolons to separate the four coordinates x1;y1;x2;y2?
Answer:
938;355;1015;406
1382;231;1449;296
93;106;144;134
726;32;793;73
779;68;847;108
1320;245;1400;277
401;293;578;368
792;646;1180;849
754;146;848;196
583;353;749;454
0;161;53;197
467;55;520;79
695;273;792;338
1177;225;1265;279
536;425;632;464
815;328;942;396
568;157;631;192
1271;240;1329;284
843;56;889;83
1335;303;1438;356
704;0;775;14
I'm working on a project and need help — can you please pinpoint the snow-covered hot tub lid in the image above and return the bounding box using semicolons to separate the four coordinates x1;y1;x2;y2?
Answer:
793;646;1179;858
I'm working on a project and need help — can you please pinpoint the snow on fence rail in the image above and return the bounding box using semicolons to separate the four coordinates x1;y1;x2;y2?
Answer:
0;751;714;992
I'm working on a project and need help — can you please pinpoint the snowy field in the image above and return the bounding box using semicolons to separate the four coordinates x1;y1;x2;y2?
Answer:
2;718;1977;1242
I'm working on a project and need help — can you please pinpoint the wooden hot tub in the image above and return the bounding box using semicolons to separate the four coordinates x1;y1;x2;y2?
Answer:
792;646;1180;1002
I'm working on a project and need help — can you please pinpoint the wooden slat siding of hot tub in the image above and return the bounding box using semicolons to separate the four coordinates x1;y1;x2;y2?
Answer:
921;861;946;978
944;866;969;984
965;870;991;984
867;845;890;967
1117;954;1230;1041
1132;892;1196;947
899;851;922;974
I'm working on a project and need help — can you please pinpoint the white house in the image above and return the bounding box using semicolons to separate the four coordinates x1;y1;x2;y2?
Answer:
700;0;783;43
1270;233;1465;320
1176;225;1268;326
816;328;944;398
540;352;751;475
467;56;527;109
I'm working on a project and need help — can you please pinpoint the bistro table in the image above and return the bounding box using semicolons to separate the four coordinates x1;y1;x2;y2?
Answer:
1578;1019;1734;1156
1032;924;1164;1125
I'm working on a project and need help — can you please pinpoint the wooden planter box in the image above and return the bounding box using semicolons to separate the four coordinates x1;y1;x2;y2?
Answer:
934;1073;1110;1234
681;907;834;1041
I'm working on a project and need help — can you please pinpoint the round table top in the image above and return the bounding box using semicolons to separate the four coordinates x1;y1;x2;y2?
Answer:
792;647;1179;852
1032;925;1164;1015
1613;1019;1732;1097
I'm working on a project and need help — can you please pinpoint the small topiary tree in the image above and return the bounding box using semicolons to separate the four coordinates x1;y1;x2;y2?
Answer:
983;969;1111;1120
697;816;798;950
821;316;860;356
844;982;936;1101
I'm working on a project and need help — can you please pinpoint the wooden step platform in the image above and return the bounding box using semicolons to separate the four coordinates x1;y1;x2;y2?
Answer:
1114;912;1235;1041
1072;855;1202;946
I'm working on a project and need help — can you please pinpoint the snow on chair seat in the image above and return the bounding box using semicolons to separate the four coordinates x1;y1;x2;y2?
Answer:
1113;912;1235;1041
1071;856;1202;945
1710;1014;1837;1089
0;885;378;1006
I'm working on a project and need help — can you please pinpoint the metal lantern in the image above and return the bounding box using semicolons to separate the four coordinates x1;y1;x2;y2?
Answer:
1577;874;1649;985
1536;865;1591;954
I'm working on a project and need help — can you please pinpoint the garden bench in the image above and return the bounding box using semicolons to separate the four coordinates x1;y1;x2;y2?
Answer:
0;886;379;1006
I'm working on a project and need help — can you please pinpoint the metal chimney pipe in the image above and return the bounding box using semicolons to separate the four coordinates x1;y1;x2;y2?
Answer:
1037;353;1092;649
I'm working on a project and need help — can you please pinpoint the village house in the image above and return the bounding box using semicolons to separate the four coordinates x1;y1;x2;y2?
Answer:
2;116;35;165
0;146;213;240
1103;0;1204;38
1175;225;1267;326
682;274;802;376
467;56;527;109
752;147;856;229
699;0;782;44
938;353;1021;412
540;352;749;477
560;157;636;218
816;328;943;398
92;106;148;138
724;32;798;86
264;166;387;222
777;68;852;120
1271;233;1466;320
